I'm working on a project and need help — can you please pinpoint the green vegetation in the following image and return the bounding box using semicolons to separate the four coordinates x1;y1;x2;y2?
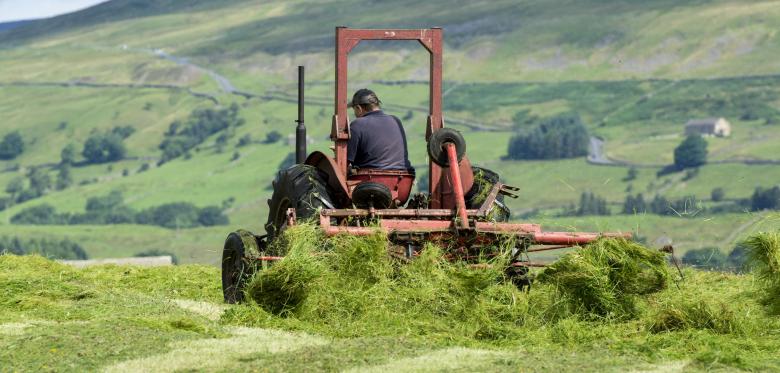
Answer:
0;131;24;160
537;238;668;319
743;232;780;314
82;132;128;164
674;135;708;170
0;235;87;259
5;229;780;371
682;247;731;271
752;186;780;211
233;226;664;339
506;114;588;160
11;191;229;228
159;104;244;162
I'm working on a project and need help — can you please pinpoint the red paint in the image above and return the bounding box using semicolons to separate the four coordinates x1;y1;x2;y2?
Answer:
348;169;415;206
446;143;470;228
332;27;444;206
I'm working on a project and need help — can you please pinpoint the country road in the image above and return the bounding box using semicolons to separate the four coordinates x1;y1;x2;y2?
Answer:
149;48;238;93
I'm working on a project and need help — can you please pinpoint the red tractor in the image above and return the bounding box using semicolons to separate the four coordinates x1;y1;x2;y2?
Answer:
222;27;630;303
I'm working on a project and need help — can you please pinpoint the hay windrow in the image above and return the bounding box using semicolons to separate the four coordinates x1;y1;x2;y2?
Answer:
742;231;780;314
241;225;528;340
237;226;675;340
647;296;744;334
536;238;669;320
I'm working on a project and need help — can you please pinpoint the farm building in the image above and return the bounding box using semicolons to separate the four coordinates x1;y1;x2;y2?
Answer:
684;117;731;137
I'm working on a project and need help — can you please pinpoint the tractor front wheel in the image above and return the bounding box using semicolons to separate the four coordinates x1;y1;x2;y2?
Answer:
221;230;262;303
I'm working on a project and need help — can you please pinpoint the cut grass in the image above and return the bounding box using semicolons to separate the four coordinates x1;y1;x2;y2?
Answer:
536;238;669;320
233;226;671;340
743;231;780;314
4;239;780;371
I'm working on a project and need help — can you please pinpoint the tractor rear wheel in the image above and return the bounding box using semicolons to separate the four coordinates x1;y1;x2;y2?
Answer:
466;166;510;222
222;230;262;303
265;164;334;243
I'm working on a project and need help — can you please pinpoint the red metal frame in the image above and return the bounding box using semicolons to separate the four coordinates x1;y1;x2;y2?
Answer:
332;27;446;208
446;143;469;228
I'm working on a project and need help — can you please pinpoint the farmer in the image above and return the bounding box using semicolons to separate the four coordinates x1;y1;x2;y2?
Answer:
347;88;413;172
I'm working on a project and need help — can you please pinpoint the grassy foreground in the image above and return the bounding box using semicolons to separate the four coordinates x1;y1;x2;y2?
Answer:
3;231;780;372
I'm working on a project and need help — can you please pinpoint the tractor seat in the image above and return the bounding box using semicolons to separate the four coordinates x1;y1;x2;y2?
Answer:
348;168;415;208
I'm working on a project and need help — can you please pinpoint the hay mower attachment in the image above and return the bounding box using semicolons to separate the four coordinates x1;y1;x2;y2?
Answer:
221;27;631;303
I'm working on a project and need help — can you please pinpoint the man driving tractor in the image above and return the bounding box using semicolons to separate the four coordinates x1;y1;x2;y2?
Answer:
347;88;413;173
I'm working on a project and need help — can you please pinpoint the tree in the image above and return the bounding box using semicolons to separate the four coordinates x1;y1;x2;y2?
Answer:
622;193;647;214
237;134;252;147
751;186;780;211
507;114;589;160
674;135;707;169
5;177;24;199
264;130;283;144
576;191;610;216
159;106;244;162
0;236;87;260
85;190;125;212
197;206;229;226
682;247;728;270
56;164;73;190
27;168;51;197
623;167;638;182
111;125;136;139
10;204;64;224
136;202;201;229
649;195;671;215
82;134;126;164
711;187;726;202
0;131;24;160
60;144;77;165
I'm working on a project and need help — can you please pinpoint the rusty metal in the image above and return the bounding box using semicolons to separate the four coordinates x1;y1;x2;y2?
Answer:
446;143;470;229
526;245;575;253
333;27;444;206
476;183;502;216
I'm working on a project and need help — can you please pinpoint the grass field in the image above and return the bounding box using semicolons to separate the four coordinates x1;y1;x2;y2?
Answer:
3;232;780;372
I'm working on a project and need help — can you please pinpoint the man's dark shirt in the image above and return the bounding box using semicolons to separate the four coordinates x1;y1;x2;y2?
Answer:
347;110;412;171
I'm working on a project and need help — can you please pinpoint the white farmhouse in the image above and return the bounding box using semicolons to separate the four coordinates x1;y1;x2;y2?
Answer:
684;118;731;137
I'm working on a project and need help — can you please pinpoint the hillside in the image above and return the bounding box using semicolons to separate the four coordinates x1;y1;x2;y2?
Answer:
0;0;779;263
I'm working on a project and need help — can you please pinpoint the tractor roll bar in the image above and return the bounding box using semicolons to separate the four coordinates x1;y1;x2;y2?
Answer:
332;27;447;207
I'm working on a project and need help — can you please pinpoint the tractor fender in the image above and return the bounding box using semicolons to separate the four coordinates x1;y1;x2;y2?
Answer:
305;151;349;204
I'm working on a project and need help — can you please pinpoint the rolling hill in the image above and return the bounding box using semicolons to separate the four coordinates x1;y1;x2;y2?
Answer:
0;0;779;264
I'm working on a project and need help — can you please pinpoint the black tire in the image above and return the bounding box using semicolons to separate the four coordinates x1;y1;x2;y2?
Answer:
465;166;510;222
222;229;262;303
428;128;466;167
265;164;334;242
352;182;393;209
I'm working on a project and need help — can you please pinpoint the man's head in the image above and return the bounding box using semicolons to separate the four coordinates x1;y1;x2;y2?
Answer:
349;88;381;117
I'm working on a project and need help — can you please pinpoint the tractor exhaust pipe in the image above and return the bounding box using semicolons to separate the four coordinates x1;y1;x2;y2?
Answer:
295;65;307;164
